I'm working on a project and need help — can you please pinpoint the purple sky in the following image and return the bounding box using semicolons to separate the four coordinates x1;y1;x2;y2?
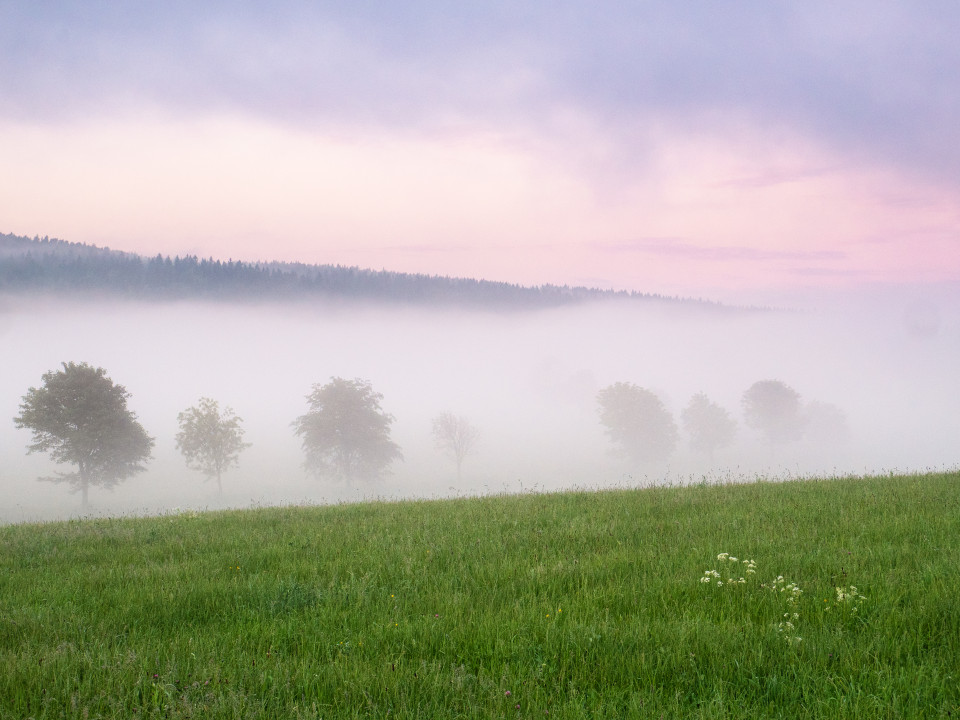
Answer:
2;1;959;303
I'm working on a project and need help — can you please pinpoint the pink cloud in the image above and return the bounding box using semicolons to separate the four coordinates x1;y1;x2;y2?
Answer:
1;114;958;301
594;238;847;263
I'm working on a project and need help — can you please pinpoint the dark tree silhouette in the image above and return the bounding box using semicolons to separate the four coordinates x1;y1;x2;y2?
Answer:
741;380;804;444
293;377;402;484
0;232;703;310
597;382;678;465
431;412;480;480
13;362;154;509
176;398;250;495
681;393;737;461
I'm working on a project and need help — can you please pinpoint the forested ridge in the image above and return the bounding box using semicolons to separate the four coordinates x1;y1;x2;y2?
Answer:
0;232;716;309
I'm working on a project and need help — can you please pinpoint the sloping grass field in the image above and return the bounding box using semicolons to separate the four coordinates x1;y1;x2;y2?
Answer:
1;471;958;718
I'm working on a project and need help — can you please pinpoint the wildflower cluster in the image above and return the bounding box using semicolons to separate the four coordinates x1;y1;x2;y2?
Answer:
777;612;802;645
828;585;866;615
835;585;865;605
764;575;802;604
699;553;756;587
762;576;803;644
699;553;804;647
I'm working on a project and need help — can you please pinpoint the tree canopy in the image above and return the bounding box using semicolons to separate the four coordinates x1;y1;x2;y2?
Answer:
681;392;737;460
802;400;849;446
597;382;678;465
741;380;804;444
13;362;154;507
292;377;402;484
175;398;250;495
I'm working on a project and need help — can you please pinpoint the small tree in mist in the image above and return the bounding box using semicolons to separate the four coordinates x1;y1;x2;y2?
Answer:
597;382;678;465
13;361;154;509
175;398;250;495
802;400;850;446
741;380;804;444
293;377;402;485
681;393;737;461
431;412;480;480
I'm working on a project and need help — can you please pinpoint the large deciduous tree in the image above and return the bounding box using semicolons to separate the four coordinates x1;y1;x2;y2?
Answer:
431;412;480;480
741;380;804;444
681;393;737;461
13;361;154;508
293;377;402;484
175;398;250;495
597;382;678;465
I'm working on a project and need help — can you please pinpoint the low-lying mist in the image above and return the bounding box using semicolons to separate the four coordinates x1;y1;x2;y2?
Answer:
2;289;958;523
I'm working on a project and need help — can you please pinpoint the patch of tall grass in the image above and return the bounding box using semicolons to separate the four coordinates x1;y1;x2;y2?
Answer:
1;471;958;718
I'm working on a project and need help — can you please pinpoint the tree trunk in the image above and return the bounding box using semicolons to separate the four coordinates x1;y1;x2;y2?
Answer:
78;463;89;511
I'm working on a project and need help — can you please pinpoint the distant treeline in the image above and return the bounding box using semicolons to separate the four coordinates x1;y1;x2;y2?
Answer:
0;232;717;310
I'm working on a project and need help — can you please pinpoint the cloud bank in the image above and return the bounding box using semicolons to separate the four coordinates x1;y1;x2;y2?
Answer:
2;2;959;299
5;2;958;177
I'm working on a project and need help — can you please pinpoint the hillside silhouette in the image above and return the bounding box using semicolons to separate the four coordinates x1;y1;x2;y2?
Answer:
0;232;721;310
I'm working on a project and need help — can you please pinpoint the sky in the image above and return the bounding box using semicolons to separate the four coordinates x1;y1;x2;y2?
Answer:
2;1;959;303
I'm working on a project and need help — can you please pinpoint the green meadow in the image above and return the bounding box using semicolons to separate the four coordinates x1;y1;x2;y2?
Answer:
1;471;958;719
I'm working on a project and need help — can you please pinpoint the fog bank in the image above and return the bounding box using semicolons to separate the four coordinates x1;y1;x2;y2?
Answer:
2;289;957;524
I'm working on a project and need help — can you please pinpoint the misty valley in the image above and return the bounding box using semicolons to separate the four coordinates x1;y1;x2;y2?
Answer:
2;293;957;524
6;2;960;713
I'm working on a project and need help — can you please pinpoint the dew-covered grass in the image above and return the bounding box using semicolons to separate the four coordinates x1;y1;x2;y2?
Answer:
1;471;958;718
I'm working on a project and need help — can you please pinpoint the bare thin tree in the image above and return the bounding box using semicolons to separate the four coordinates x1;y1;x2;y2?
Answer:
431;412;480;480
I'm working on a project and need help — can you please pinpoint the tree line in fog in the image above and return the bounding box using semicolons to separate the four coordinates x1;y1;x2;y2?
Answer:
11;361;848;509
0;233;711;309
596;380;848;466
